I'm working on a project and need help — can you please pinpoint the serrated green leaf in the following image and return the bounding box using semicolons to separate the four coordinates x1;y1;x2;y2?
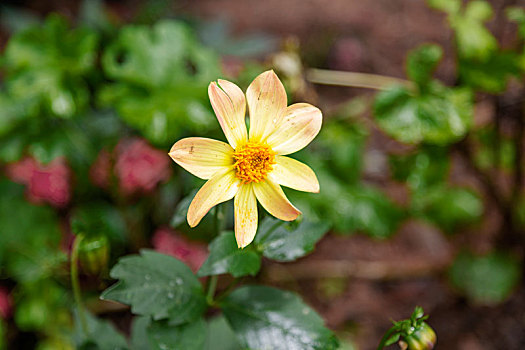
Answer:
197;231;261;278
407;44;443;88
101;250;207;325
73;311;129;350
254;217;330;262
221;286;339;350
373;83;472;145
449;252;521;304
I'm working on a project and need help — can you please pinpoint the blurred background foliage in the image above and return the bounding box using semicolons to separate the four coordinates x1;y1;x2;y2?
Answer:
0;0;524;348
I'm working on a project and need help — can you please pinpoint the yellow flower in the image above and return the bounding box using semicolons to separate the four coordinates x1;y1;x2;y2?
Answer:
169;70;321;248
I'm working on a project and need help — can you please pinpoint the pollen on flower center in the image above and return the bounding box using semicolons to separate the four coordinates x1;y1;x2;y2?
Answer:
232;142;276;183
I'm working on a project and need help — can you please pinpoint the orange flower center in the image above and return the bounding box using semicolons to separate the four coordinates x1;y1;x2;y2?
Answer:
233;142;276;183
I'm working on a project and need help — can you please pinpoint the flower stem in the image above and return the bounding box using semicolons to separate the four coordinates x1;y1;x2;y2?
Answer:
306;68;415;91
71;234;88;336
206;205;223;304
206;275;219;304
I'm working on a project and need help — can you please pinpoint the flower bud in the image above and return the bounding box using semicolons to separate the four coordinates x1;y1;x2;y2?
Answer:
404;322;437;350
78;235;110;276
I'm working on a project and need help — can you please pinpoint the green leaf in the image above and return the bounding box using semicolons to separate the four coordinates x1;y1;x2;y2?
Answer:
458;51;521;93
373;84;472;145
221;286;339;350
412;186;483;233
313;121;368;185
0;179;62;270
449;252;521;305
451;1;497;61
426;0;460;14
204;316;242;350
197;231;261;278
507;6;525;38
14;280;71;333
100;20;220;146
73;311;129;350
3;14;98;118
254;217;330;262
290;172;404;238
101;250;207;325
131;316;206;350
473;127;516;171
407;44;443;88
71;202;127;244
464;0;492;21
389;146;450;191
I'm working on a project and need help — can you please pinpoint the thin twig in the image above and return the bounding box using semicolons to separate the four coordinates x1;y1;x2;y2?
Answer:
306;68;415;91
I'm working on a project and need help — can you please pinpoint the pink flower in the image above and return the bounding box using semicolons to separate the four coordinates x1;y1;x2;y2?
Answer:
0;287;12;319
221;56;244;79
89;149;112;189
152;228;208;272
6;156;71;207
114;138;171;195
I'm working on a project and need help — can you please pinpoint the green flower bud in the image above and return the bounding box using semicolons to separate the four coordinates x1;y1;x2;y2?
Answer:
404;322;437;350
78;235;109;276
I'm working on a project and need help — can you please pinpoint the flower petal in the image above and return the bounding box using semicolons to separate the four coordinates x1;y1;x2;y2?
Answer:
266;103;322;155
269;156;320;193
246;70;287;142
253;178;301;221
209;80;248;149
234;183;258;248
169;137;234;180
187;169;241;227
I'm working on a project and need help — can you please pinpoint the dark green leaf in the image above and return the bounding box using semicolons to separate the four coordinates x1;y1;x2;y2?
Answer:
222;286;339;350
0;180;62;270
101;250;207;325
389;146;450;191
204;316;242;350
14;280;71;332
71;202;127;244
131;316;206;350
412;186;483;233
73;311;129;350
197;231;261;278
3;14;98;118
374;84;472;145
255;217;330;262
100;20;220;145
449;252;521;304
458;51;521;93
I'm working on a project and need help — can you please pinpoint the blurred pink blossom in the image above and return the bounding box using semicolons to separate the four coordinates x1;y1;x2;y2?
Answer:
89;149;112;189
114;138;171;195
0;287;12;319
221;56;244;79
6;156;71;207
152;228;208;272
